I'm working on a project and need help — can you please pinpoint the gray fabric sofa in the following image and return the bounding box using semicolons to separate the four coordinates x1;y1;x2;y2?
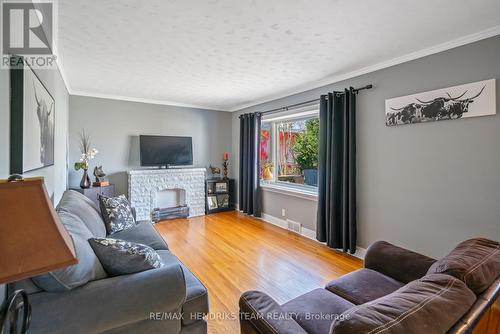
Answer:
8;190;208;334
239;238;499;334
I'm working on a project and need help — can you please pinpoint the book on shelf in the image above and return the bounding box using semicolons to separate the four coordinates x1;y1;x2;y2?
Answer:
93;181;110;187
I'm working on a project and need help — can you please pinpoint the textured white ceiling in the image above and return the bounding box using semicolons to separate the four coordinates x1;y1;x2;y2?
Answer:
57;0;500;111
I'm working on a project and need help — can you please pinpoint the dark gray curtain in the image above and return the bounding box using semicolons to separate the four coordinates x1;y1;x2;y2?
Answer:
239;112;262;217
316;88;357;253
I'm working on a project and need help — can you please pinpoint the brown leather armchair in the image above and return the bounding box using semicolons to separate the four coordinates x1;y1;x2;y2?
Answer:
239;238;499;334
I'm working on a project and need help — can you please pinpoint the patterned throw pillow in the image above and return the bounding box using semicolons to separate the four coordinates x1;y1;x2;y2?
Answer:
99;194;136;234
88;238;164;276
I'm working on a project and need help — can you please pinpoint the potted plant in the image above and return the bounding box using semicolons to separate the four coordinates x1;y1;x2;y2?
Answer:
292;119;319;186
74;130;98;188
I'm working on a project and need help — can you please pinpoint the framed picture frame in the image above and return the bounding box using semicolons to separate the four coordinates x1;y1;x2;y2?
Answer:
207;183;215;194
207;195;218;210
217;194;229;208
10;56;55;173
215;182;228;193
385;79;496;126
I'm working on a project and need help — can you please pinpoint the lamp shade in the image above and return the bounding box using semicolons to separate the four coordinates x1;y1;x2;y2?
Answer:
0;177;77;284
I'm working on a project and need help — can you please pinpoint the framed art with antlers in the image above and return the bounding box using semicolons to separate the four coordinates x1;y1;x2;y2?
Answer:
385;79;496;126
10;56;55;173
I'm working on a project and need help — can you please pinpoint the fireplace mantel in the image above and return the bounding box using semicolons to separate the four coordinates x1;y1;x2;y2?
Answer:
128;168;206;221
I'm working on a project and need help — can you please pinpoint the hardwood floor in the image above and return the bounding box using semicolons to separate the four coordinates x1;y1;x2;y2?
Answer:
155;211;362;334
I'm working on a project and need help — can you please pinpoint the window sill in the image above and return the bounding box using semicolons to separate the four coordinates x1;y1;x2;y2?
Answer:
260;183;318;201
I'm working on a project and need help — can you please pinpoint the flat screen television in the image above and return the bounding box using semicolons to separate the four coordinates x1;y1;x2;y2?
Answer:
140;135;193;167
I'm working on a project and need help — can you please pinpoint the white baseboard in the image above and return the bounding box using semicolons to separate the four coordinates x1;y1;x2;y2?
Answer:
300;224;317;240
260;213;318;242
259;213;366;259
260;212;286;228
354;246;367;259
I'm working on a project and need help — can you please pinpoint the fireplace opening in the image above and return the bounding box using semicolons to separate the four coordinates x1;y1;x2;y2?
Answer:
152;188;189;222
156;188;186;208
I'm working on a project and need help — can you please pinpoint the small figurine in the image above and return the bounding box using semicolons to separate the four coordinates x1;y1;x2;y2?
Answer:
93;166;107;184
222;152;229;179
209;165;221;177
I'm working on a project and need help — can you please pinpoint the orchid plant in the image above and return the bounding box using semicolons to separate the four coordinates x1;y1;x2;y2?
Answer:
74;130;98;171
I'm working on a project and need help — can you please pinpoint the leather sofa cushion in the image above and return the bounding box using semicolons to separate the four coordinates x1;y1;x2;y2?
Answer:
239;290;308;334
282;288;355;334
112;220;168;250
427;238;499;295
325;268;405;305
156;251;208;326
330;274;476;334
32;211;107;291
57;190;107;237
364;241;436;284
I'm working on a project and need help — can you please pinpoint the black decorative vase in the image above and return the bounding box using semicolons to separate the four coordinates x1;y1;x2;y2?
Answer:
80;169;91;189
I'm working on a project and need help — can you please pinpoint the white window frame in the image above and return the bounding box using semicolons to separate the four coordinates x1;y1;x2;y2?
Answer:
260;104;319;199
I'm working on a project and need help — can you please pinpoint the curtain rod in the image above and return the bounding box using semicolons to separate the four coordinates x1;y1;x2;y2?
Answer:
249;84;372;116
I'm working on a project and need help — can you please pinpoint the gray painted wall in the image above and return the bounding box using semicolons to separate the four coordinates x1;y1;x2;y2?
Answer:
232;35;500;258
0;67;69;204
68;96;233;196
261;191;318;231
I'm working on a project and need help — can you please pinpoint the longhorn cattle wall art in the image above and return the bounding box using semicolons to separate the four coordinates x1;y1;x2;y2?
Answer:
10;56;55;174
385;79;496;126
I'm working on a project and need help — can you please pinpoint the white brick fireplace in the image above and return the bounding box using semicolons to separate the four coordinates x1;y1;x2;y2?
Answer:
128;168;206;221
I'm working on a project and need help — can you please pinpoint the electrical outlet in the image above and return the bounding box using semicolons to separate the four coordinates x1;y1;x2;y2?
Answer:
281;208;286;217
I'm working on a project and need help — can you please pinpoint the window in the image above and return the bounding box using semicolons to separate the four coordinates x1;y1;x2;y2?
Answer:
260;107;319;192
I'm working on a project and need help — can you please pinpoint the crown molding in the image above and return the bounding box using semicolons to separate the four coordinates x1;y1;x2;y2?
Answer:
55;56;71;95
55;56;226;111
226;25;500;112
69;90;226;111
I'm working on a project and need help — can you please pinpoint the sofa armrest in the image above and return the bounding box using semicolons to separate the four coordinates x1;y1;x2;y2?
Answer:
28;263;186;334
239;291;307;334
448;277;500;334
364;241;436;283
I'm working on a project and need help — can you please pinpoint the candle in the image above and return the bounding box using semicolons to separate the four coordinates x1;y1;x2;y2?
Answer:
223;152;229;160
